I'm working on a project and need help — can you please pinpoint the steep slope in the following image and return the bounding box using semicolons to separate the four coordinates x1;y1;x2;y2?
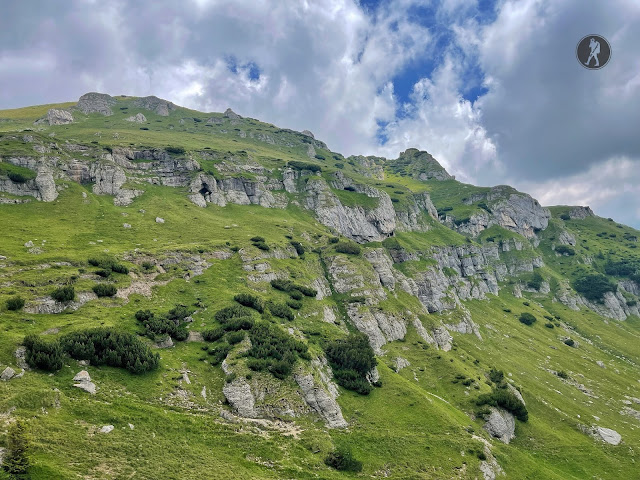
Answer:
0;94;638;479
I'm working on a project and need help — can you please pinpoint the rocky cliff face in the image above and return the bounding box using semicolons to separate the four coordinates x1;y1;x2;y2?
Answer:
76;92;116;115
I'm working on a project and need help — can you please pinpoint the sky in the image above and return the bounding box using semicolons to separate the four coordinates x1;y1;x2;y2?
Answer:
1;0;640;227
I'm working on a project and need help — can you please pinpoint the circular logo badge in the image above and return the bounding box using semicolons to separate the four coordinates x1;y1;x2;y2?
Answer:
576;34;611;70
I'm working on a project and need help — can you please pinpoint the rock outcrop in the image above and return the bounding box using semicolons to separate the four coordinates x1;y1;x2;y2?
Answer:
223;377;258;418
125;113;147;123
295;370;347;428
569;206;594;219
76;92;116;116
594;426;622;445
0;164;58;202
483;407;516;444
132;96;176;116
73;370;96;394
35;109;74;126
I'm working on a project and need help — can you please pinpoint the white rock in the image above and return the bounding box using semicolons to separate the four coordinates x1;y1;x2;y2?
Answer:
483;407;516;444
74;381;96;394
123;223;131;229
100;425;114;434
125;113;147;123
155;217;165;224
24;241;34;248
1;367;16;381
73;370;91;382
595;426;621;445
128;423;135;430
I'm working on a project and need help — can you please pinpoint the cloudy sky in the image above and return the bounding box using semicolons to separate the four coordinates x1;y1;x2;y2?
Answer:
2;0;640;226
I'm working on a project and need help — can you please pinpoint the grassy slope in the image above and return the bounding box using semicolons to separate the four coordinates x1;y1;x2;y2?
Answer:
0;100;639;479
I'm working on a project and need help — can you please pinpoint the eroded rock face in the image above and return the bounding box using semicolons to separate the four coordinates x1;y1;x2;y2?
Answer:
594;426;621;445
0;164;58;202
76;92;116;116
132;96;176;116
42;109;74;125
223;377;258;418
569;206;594;219
483;407;516;444
125;113;147;123
295;371;347;428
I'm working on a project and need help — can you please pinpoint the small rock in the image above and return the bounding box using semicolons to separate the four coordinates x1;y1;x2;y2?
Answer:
155;336;173;348
74;382;97;394
123;223;132;229
128;423;135;430
139;209;146;213
82;192;87;199
125;113;147;123
201;386;207;399
155;217;165;224
0;255;6;260
15;346;28;370
73;370;91;382
100;425;114;434
596;361;606;368
24;241;34;248
394;357;411;372
182;373;191;385
1;367;16;381
78;359;90;366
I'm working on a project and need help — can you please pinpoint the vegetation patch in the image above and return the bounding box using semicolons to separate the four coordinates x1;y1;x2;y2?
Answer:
476;388;528;422
572;274;616;302
51;285;75;303
246;321;309;379
325;333;376;395
5;295;25;311
519;312;537;326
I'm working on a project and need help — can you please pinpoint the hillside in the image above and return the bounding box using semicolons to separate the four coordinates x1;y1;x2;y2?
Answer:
0;93;638;479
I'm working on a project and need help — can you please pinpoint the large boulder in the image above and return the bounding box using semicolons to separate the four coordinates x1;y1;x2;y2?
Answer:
76;92;116;116
483;407;516;444
132;96;176;116
1;367;16;381
125;113;147;123
39;109;74;125
222;377;257;418
295;373;347;428
595;426;622;445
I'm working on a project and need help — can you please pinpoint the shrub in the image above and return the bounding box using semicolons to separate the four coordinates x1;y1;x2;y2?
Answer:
476;388;528;422
88;256;128;275
226;331;245;345
289;289;303;300
7;172;29;183
93;283;117;297
271;278;294;292
545;322;555;328
477;451;487;461
167;305;190;321
555;245;575;256
2;420;30;475
519;312;537;326
254;241;270;251
165;146;185;154
560;213;571;221
60;328;159;373
247;322;309;379
564;338;575;347
325;333;376;395
51;286;75;303
6;296;25;311
135;308;189;341
207;343;231;365
556;370;569;379
290;241;305;255
223;316;255;332
572;274;616;302
267;302;294;321
250;236;265;243
23;335;64;371
202;327;225;342
297;285;317;297
527;272;543;290
288;161;321;173
329;237;339;244
324;447;363;472
234;293;264;313
287;299;302;310
488;368;504;384
335;242;361;255
214;305;253;323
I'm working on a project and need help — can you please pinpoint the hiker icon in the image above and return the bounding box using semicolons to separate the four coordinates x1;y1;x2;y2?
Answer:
576;34;611;70
584;38;601;67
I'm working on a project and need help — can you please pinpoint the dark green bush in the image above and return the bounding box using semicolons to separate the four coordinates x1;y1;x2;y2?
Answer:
61;328;159;373
545;322;555;328
476;388;528;422
6;296;25;311
214;305;253;323
165;146;186;154
527;272;543;290
560;213;571;221
223;316;255;332
555;245;575;256
246;322;309;379
51;286;75;302
289;289;303;300
290;241;305;255
287;299;302;310
519;312;537;326
226;331;245;345
288;161;321;173
93;283;117;297
324;447;363;472
556;370;569;379
488;368;504;384
329;237;339;244
23;335;64;371
167;305;190;321
297;285;317;297
572;274;616;302
7;172;29;183
208;343;232;365
234;293;264;312
250;236;265;243
135;308;188;341
564;338;575;347
325;333;376;395
267;302;294;321
270;279;316;297
88;256;129;274
202;327;225;342
254;241;270;251
335;242;361;255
